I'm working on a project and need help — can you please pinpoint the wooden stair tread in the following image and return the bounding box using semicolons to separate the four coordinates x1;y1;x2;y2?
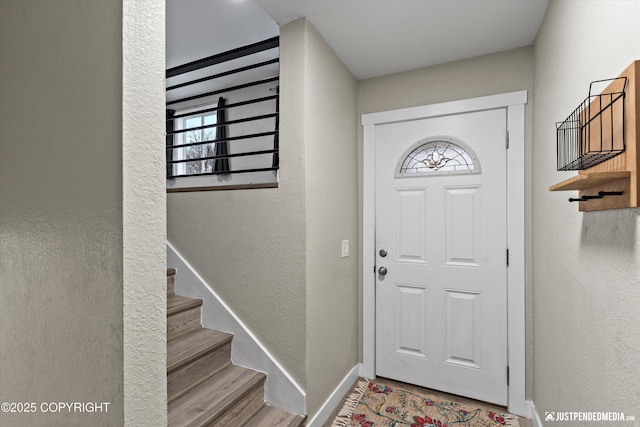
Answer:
245;405;306;427
168;364;265;427
167;328;232;372
167;294;202;317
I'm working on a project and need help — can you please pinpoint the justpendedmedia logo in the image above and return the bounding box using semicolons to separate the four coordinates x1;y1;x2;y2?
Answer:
544;411;635;423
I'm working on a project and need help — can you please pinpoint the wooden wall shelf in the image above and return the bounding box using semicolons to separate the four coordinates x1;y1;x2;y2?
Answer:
549;60;640;212
549;172;630;191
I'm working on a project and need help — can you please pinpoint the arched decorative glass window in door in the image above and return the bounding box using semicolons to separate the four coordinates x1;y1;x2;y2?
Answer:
395;137;480;177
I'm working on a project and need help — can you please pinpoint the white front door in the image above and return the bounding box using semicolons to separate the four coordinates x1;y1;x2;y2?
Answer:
375;108;508;405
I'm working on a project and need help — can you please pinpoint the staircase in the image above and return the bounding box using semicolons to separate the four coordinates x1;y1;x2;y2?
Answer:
167;268;306;426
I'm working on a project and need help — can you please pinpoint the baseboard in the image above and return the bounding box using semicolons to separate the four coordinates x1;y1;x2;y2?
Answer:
306;364;361;427
508;398;533;419
530;401;544;427
167;242;306;416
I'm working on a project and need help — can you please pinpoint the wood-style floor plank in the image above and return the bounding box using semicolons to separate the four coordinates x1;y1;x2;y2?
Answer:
246;405;307;427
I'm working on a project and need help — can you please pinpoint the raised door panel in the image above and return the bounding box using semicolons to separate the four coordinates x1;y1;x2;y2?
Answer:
395;189;427;264
444;187;481;267
394;284;429;359
444;289;481;369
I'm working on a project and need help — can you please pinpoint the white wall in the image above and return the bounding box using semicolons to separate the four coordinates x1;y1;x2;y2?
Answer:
0;1;166;426
357;47;535;398
533;0;640;421
123;0;167;425
304;21;359;418
224;84;278;172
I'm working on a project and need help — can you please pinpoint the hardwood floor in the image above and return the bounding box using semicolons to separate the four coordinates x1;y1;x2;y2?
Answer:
324;377;533;427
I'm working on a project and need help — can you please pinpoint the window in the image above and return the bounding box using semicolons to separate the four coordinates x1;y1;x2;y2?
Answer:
395;137;479;177
173;110;217;177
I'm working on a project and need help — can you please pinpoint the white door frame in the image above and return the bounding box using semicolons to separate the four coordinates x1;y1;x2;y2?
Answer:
361;91;529;417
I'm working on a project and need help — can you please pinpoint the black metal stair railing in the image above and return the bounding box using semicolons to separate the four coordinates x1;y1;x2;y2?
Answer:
166;37;279;179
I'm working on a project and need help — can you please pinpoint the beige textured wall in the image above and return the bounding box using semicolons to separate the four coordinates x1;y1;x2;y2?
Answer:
533;0;640;421
0;1;124;425
304;22;359;417
357;47;535;398
0;1;167;425
122;0;167;425
167;19;309;387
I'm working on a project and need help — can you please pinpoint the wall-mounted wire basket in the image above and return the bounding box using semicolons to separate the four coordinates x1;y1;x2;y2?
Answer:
556;77;627;171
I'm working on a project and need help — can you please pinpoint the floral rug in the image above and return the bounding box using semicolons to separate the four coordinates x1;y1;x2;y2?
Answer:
332;381;519;427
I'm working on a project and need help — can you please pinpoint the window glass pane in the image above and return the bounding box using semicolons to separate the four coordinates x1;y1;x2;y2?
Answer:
185;117;201;128
175;112;217;176
398;140;478;176
202;114;216;141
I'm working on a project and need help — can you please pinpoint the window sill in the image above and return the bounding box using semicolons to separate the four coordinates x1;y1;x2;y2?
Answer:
166;170;278;193
167;182;277;193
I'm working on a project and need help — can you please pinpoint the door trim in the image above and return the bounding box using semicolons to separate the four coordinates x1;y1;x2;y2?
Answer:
361;91;528;416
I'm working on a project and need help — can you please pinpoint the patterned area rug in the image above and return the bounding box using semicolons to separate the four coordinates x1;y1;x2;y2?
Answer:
332;381;519;427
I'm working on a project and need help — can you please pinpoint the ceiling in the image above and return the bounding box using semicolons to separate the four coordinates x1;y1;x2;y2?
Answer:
258;0;549;79
166;0;280;105
166;0;279;70
166;0;548;81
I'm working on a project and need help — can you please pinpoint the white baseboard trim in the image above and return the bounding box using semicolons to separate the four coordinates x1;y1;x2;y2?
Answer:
167;242;306;416
510;399;533;419
358;362;374;380
531;401;544;427
307;364;361;427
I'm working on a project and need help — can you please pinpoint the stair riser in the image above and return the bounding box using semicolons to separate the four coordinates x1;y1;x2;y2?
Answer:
168;342;232;403
167;274;175;296
167;306;201;340
207;384;265;427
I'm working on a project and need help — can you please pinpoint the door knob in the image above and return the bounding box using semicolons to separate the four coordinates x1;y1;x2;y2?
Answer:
378;266;388;276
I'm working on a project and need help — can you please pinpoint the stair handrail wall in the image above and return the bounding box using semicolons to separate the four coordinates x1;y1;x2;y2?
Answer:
166;37;280;179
